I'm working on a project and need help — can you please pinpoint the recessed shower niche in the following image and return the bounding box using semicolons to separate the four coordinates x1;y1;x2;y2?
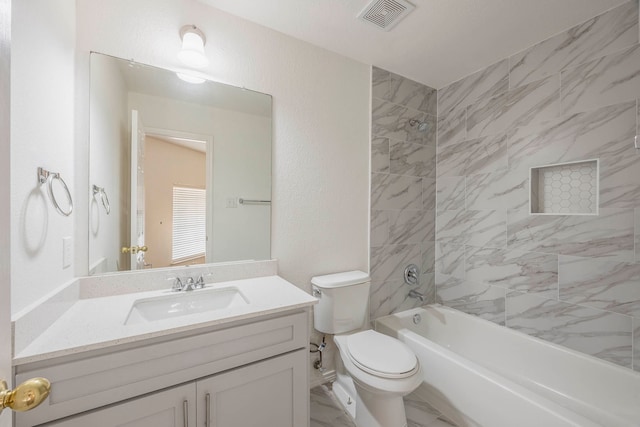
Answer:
530;159;598;215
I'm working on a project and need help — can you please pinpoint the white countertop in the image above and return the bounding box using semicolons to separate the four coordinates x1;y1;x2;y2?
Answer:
14;275;317;365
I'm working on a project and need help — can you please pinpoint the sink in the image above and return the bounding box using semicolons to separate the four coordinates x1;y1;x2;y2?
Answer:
125;287;249;325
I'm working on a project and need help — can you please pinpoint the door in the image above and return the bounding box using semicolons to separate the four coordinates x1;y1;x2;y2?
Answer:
130;110;146;270
197;349;308;427
0;0;12;425
45;384;196;427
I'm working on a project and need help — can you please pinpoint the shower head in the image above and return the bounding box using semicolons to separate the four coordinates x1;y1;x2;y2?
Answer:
409;119;429;132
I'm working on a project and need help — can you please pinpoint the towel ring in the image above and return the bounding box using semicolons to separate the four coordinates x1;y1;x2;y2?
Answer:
38;167;73;217
92;185;110;215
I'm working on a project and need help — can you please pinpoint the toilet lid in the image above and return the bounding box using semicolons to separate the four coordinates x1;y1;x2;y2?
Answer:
346;330;418;379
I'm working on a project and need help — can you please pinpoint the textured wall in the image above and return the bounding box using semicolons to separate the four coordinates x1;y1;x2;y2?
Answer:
370;67;437;319
435;1;640;370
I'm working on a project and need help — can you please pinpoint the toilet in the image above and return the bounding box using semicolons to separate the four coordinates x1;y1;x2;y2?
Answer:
312;271;422;427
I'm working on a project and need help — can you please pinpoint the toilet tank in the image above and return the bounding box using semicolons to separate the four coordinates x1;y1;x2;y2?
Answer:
312;270;371;334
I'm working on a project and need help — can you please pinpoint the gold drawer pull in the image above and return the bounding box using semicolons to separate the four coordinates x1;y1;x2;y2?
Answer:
0;377;51;414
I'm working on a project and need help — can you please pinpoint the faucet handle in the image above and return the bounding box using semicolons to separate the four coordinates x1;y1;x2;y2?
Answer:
168;277;184;292
194;274;205;289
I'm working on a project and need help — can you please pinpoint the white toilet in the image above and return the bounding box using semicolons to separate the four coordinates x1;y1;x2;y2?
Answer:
312;271;422;427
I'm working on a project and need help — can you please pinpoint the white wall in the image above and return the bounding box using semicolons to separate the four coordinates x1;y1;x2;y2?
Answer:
11;0;76;315
75;0;371;291
89;53;129;274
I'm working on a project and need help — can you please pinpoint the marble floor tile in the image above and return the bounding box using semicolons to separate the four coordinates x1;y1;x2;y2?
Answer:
310;385;356;427
436;176;465;211
507;208;635;261
509;1;638;88
559;255;640;317
310;386;458;427
371;173;422;211
438;58;509;117
561;44;640;115
437;133;508;178
466;246;558;298
506;291;633;368
436;274;506;325
390;140;436;178
437;209;507;248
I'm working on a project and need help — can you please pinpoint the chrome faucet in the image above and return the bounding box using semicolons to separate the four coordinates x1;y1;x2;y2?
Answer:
408;289;425;303
170;274;207;292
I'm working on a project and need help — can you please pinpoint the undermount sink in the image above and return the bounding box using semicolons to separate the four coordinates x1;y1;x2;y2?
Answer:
125;287;249;325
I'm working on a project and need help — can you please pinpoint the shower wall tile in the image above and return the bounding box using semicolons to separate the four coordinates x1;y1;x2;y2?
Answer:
436;274;506;325
372;98;412;141
506;291;633;368
466;75;560;140
370;243;421;284
559;255;640;317
507;208;635;261
465;170;529;211
437;107;466;150
437;209;506;248
599;154;640;209
422;241;436;274
372;66;390;100
437;133;508;178
389;72;438;115
389;272;435;314
371;173;422;211
508;101;636;169
387;209;435;245
466;247;558;298
436;176;465;211
435;242;465;279
634;321;640;372
370;210;388;248
509;1;639;88
422;178;437;210
390;140;435;178
438;58;509;116
371;137;390;173
636;209;640;263
561;44;640;115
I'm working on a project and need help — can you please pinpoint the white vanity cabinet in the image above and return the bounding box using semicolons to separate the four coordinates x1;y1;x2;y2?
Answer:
15;310;310;427
45;350;307;427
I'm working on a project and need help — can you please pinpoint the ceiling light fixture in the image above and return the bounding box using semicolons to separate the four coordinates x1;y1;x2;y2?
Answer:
178;25;209;69
176;72;206;84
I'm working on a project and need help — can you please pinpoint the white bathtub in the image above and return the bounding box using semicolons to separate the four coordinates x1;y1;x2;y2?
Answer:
375;304;640;427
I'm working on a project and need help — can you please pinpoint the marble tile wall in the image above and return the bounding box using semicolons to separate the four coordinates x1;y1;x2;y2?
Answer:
435;1;640;371
371;67;437;319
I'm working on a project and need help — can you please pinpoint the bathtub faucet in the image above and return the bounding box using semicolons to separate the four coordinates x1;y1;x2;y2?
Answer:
408;289;425;303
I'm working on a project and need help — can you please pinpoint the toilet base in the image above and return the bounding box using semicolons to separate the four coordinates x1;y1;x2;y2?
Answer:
355;385;408;427
333;374;356;420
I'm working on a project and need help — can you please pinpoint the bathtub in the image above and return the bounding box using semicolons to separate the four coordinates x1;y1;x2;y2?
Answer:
375;304;640;427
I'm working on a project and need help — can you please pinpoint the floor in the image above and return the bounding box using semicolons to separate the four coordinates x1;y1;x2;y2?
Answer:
310;384;458;427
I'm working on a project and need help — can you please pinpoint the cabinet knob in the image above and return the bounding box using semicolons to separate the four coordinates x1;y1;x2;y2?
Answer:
0;377;51;414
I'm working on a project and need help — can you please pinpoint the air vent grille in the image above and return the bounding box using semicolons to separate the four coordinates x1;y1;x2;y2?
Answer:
358;0;415;31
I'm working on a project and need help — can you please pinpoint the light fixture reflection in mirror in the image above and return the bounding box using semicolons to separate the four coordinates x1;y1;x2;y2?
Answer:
176;72;206;84
88;53;272;276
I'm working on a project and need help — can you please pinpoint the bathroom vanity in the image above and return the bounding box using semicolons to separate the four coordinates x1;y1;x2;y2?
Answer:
13;274;316;427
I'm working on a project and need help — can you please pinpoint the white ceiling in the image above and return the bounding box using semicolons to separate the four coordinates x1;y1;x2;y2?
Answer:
197;0;629;89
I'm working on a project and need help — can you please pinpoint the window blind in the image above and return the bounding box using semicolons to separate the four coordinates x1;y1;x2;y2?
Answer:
172;186;206;262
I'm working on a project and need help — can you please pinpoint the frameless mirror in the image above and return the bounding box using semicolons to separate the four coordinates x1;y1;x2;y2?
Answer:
89;53;272;275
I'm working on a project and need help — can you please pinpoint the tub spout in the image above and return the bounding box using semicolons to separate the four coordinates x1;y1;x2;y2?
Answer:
408;289;425;302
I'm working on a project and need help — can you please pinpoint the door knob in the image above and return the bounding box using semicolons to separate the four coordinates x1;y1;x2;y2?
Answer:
0;377;51;414
121;245;148;254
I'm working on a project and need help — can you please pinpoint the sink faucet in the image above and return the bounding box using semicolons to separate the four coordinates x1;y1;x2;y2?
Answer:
170;274;207;292
408;289;425;303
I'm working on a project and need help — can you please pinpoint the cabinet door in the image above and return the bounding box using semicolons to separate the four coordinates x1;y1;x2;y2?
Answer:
45;383;196;427
197;349;308;427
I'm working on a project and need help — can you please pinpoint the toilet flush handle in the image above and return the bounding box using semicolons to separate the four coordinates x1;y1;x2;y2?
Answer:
312;287;322;298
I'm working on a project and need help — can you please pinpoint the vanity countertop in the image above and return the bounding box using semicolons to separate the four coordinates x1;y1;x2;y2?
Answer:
14;275;316;365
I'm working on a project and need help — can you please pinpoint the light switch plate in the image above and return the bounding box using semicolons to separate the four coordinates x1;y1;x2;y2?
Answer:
63;236;72;268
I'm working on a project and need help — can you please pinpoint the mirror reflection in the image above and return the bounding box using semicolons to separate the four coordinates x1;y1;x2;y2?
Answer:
89;53;272;275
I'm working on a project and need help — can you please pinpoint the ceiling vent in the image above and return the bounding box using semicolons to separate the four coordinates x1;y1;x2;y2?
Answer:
357;0;415;31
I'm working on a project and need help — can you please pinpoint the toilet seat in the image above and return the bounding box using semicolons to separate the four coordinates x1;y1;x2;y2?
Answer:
345;330;419;379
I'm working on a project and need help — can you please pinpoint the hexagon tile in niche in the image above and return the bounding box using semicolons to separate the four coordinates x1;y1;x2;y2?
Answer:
530;160;598;215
